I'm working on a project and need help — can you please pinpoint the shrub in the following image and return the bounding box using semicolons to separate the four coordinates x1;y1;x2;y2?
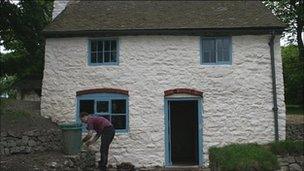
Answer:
269;140;304;155
209;143;279;171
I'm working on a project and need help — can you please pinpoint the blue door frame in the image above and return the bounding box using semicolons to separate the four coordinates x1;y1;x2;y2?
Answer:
164;97;203;166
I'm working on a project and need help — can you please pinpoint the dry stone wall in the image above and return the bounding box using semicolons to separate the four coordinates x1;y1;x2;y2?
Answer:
286;124;304;141
0;129;62;156
277;155;304;171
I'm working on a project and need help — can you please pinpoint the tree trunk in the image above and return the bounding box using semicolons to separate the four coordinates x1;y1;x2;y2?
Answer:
296;17;304;61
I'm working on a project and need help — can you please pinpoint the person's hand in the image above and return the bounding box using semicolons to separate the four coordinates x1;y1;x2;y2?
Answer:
85;140;93;146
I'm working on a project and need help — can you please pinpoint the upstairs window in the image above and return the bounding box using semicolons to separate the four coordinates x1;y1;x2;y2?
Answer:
89;39;118;65
201;37;232;65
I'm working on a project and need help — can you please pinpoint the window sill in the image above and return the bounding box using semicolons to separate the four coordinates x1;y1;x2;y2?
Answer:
200;63;232;67
88;62;119;66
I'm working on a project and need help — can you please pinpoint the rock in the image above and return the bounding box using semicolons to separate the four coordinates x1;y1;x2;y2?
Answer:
286;156;296;164
25;130;36;136
22;138;28;145
10;147;17;153
279;166;289;171
17;139;23;146
278;157;289;166
25;147;31;153
289;163;302;171
38;136;46;142
1;148;4;155
0;131;8;137
28;140;36;147
117;162;135;171
47;161;58;168
19;146;25;151
1;141;7;146
294;156;304;166
22;136;29;141
63;159;74;168
4;148;10;155
8;140;17;147
7;131;19;138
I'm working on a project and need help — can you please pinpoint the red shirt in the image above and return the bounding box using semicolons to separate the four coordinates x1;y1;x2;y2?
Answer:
86;116;112;134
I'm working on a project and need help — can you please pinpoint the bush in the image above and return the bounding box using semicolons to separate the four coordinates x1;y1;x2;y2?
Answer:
209;143;279;171
269;140;304;155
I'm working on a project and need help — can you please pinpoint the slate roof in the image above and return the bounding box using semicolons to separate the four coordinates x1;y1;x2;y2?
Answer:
44;1;286;37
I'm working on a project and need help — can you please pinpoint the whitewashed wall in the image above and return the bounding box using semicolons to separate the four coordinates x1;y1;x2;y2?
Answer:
41;35;286;167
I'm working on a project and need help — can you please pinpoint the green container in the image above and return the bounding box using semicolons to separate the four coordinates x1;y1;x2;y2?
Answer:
60;123;82;155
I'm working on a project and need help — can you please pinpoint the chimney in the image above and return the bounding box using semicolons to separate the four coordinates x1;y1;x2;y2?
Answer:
52;0;69;20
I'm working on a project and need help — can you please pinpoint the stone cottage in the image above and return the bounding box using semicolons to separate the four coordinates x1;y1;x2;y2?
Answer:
42;0;286;167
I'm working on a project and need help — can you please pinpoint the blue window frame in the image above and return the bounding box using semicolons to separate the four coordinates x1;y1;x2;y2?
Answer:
201;37;232;65
88;38;118;65
77;93;128;133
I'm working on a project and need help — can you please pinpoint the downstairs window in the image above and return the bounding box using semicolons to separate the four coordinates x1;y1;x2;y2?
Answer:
77;93;128;132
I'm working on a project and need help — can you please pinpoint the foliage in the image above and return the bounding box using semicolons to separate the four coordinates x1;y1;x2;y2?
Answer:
264;0;304;61
269;140;304;155
286;105;304;115
282;45;304;105
0;75;17;98
0;0;54;80
209;143;279;171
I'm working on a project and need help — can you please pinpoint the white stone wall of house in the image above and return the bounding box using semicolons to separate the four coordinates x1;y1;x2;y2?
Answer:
41;35;286;167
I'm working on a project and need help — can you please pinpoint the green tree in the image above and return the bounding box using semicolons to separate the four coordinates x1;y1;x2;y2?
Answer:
282;45;304;104
264;0;304;60
0;0;54;80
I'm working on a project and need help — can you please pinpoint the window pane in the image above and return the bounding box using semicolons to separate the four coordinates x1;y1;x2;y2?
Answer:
91;41;97;51
111;115;126;129
91;52;97;63
111;100;126;114
111;52;117;62
217;38;230;62
104;52;111;62
96;101;109;113
98;41;103;52
111;40;116;51
97;52;103;63
104;41;111;51
79;100;94;114
202;39;216;63
101;115;111;122
222;38;230;61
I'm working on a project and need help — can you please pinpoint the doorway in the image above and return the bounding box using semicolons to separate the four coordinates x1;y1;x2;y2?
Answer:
166;100;199;165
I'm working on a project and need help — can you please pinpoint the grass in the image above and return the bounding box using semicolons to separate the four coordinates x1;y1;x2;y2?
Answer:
209;143;279;171
286;105;304;115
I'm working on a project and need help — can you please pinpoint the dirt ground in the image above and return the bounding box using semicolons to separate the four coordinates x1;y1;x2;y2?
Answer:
0;152;72;171
0;109;58;134
286;115;304;124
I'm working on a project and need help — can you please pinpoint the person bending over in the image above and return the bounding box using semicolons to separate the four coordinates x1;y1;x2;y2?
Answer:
80;112;115;171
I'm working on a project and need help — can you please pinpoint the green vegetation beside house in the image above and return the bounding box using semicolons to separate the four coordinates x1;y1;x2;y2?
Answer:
269;140;304;156
286;105;304;115
209;141;304;171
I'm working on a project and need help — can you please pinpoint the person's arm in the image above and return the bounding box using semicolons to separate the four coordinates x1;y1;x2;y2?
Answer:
82;130;94;143
85;133;101;146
